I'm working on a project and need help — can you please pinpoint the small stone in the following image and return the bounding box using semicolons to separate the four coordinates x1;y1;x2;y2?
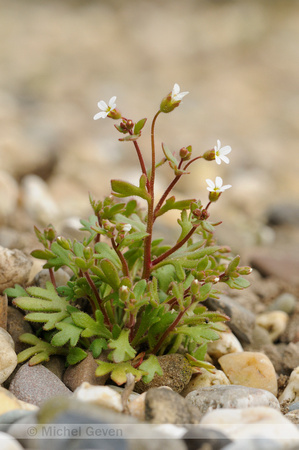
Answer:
20;174;59;225
127;392;146;420
285;409;299;425
0;295;7;329
181;369;230;397
34;268;70;289
268;292;297;315
0;432;24;450
200;406;299;443
0;171;19;222
134;354;193;394
256;311;289;342
72;382;123;412
0;409;35;432
218;351;278;396
145;387;202;424
0;246;33;293
289;401;299;412
280;311;299;344
0;387;23;415
0;327;18;384
7;306;33;354
185;385;280;415
207;328;243;360
9;362;72;407
259;344;285;375
63;351;109;391
183;427;232;450
205;295;256;344
43;355;66;380
244;324;272;351
279;367;299;403
281;343;299;374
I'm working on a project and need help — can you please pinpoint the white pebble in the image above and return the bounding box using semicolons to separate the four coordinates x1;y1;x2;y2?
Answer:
279;367;299;403
72;382;123;412
0;328;17;384
207;328;243;360
256;310;289;342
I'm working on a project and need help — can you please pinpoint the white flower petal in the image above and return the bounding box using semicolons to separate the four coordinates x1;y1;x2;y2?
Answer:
215;155;222;164
108;96;117;108
221;155;230;164
215;140;221;150
94;111;108;120
206;179;215;190
215;176;223;189
220;145;231;155
98;100;108;111
221;184;232;191
172;83;180;95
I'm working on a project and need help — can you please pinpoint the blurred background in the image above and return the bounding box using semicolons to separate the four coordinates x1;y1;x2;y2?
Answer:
0;0;299;258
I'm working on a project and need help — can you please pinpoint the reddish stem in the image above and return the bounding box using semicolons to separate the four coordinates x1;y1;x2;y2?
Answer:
111;238;130;278
84;271;112;330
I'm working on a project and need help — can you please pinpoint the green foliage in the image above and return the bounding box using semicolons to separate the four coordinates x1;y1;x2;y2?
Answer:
4;86;251;386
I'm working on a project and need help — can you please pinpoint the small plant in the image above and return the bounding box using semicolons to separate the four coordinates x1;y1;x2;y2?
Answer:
5;84;251;386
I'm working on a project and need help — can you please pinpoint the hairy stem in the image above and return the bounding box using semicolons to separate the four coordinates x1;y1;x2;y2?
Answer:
152;225;197;267
129;130;149;191
84;271;112;329
153;174;181;220
142;111;161;280
111;238;130;278
49;268;57;290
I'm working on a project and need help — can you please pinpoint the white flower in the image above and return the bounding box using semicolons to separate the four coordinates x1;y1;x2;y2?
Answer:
93;96;117;120
214;140;231;165
171;83;189;102
206;176;232;193
122;223;132;232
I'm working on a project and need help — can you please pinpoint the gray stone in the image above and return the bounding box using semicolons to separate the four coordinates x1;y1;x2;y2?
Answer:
268;293;297;315
0;409;34;432
205;295;256;344
63;351;109;391
34;268;70;289
9;362;72;407
145;387;202;424
185;385;280;416
134;354;193;394
281;342;299;374
183;427;232;450
43;356;66;380
289;402;299;412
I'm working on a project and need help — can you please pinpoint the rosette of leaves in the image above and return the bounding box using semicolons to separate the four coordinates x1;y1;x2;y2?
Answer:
5;193;250;385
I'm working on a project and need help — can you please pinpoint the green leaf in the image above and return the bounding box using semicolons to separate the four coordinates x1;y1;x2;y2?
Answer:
130;305;160;347
111;175;150;201
4;284;29;299
94;242;121;269
119;231;149;248
13;282;70;331
31;249;55;260
148;311;177;349
162;143;179;167
67;348;88;365
196;255;209;272
133;279;147;300
89;338;108;358
199;283;213;302
134;118;147;135
156;197;196;218
72;310;112;339
226;255;241;275
139;355;163;383
176;325;220;342
225;276;250;290
95;361;145;385
17;333;67;365
45;242;76;271
108;329;136;363
193;343;208;361
99;259;121;291
51;322;83;347
115;213;146;232
119;133;141;142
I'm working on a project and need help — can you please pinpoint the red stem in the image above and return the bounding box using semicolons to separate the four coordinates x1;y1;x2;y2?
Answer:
84;271;112;330
111;238;130;277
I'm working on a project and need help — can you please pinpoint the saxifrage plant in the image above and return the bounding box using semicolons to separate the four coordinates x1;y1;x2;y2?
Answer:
5;84;251;385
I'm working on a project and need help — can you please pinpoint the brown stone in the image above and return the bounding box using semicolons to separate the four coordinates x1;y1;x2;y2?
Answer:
0;295;7;329
63;351;109;391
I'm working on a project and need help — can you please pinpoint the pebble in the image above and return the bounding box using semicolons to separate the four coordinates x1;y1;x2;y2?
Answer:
43;356;66;380
285;409;299;426
218;351;278;396
244;324;272;350
181;369;230;397
279;367;299;403
0;432;24;450
0;295;7;329
145;387;202;424
6;306;33;354
9;362;72;407
207;328;243;360
183;427;232;450
268;293;297;315
20;174;59;225
34;268;70;289
134;354;193;394
0;171;19;222
205;295;256;344
0;387;23;415
0;409;35;433
0;246;33;294
72;383;123;412
281;343;299;374
200;406;299;445
0;328;18;384
256;311;289;342
127;392;146;420
63;351;109;391
289;401;299;412
249;249;299;287
185;385;280;415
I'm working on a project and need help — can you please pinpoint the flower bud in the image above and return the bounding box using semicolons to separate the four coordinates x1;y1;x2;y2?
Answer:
203;149;215;161
108;108;122;120
190;279;200;295
237;266;253;275
56;236;71;250
119;285;130;302
179;145;192;161
83;246;93;260
45;227;56;242
208;191;221;202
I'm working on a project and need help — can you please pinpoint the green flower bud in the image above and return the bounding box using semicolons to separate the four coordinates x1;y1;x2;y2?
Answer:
56;236;71;250
209;191;221;202
107;108;122;120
